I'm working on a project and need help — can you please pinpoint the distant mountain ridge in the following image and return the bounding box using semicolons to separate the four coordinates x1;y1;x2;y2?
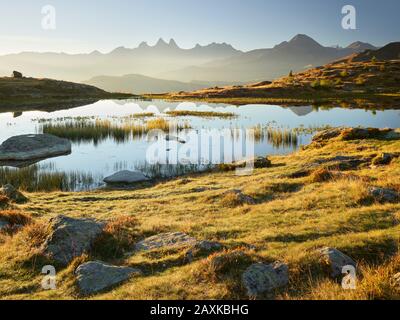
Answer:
0;35;378;86
84;74;242;94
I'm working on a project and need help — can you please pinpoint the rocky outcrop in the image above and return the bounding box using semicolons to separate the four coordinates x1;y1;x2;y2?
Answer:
368;187;398;203
103;170;149;184
312;128;400;144
320;247;356;278
12;71;23;78
0;184;28;203
75;261;141;295
242;262;289;297
0;134;71;161
42;216;105;266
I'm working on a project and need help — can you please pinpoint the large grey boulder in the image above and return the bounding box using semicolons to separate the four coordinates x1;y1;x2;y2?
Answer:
42;216;105;266
75;261;141;295
135;232;198;252
242;262;289;297
0;184;28;203
0;134;71;161
103;170;149;184
320;247;356;278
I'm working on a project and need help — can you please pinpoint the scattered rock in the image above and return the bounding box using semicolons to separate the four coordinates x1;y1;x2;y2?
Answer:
185;240;223;262
12;71;23;78
368;187;398;203
165;135;186;144
103;170;149;185
312;128;343;142
0;134;71;161
0;219;10;232
0;184;28;203
372;153;396;166
314;155;370;171
242;262;289;297
42;216;105;266
135;232;198;252
75;261;141;295
320;247;356;278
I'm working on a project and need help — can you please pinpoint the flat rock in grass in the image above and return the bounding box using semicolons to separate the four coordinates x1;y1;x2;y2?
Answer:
42;215;105;266
185;240;223;261
75;261;141;295
0;134;71;161
103;170;149;184
135;232;198;252
368;187;398;203
223;190;256;205
0;184;28;204
320;247;356;278
242;262;289;297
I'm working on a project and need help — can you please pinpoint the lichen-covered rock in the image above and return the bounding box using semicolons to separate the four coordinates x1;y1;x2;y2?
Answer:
320;247;356;278
368;187;398;203
0;184;28;204
103;170;149;184
75;261;141;295
312;128;343;142
135;232;198;251
242;262;289;297
42;216;105;266
0;134;71;161
185;240;223;262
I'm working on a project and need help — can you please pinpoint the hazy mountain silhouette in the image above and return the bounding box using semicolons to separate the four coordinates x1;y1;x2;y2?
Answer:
0;35;377;86
163;35;378;82
84;74;241;94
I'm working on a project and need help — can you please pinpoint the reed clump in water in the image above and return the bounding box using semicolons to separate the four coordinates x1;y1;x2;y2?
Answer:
41;118;191;144
166;110;237;118
252;125;299;148
0;165;95;192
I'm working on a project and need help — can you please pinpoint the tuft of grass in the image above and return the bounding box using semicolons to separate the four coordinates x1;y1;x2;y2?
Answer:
309;168;336;183
92;216;140;260
0;210;31;227
166;110;236;118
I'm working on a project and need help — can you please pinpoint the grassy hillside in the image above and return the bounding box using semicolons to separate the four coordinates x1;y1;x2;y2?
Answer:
150;58;400;108
0;76;134;107
0;128;399;300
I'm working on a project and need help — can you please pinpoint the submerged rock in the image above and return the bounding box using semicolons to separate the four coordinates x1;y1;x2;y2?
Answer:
242;262;289;297
320;247;356;278
0;134;71;161
0;184;28;204
103;170;149;184
42;215;105;266
75;261;141;295
368;187;398;203
134;232;198;251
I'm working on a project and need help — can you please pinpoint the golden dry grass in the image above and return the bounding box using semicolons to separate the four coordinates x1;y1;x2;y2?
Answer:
0;132;399;300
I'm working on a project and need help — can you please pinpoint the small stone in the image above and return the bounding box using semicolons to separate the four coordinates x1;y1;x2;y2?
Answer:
0;219;10;232
103;170;149;184
75;261;141;295
320;247;356;278
369;187;398;203
242;262;289;297
42;216;105;266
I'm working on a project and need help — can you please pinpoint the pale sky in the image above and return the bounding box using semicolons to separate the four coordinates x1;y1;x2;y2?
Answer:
0;0;399;54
